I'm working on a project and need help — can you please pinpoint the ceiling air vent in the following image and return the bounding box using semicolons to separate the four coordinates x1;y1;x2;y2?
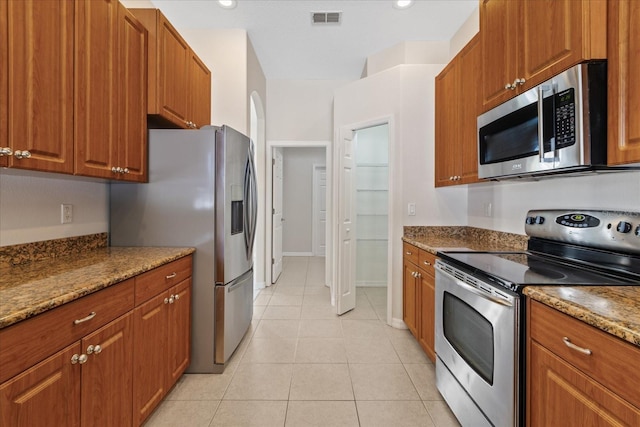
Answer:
311;11;342;25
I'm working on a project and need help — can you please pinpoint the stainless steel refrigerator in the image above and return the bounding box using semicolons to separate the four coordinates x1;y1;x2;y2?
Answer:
109;125;257;373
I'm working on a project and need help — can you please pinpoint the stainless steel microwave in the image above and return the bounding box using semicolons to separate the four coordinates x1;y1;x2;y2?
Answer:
477;62;607;179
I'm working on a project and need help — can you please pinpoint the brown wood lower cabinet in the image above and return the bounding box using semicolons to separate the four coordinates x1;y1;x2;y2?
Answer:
0;255;193;427
0;344;81;427
402;242;436;362
528;299;640;426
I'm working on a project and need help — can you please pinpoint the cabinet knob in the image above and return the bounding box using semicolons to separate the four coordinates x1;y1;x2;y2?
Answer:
505;83;516;90
169;295;175;304
86;344;102;355
174;294;180;301
515;77;526;86
0;147;12;156
111;166;118;173
14;150;31;159
164;297;170;304
123;167;130;174
71;354;88;364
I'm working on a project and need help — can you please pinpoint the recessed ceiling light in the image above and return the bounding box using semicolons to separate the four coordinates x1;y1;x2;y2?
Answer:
218;0;237;9
393;0;414;9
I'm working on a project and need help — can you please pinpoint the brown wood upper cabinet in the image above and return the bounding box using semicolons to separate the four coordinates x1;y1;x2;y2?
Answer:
608;0;640;165
2;0;147;181
3;0;75;173
480;0;606;112
131;9;211;130
435;34;482;187
75;0;148;182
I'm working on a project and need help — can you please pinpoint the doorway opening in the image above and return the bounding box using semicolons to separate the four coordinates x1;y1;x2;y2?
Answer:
354;124;389;288
334;121;391;317
265;141;332;290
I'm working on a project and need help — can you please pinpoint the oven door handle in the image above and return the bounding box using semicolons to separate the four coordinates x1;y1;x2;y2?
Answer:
437;266;513;308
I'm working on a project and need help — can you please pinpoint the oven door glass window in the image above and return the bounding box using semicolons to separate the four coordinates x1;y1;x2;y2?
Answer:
443;292;494;385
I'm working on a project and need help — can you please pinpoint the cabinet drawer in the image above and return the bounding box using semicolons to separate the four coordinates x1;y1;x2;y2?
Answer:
418;250;436;277
0;278;134;383
403;242;419;265
529;300;640;408
135;255;192;305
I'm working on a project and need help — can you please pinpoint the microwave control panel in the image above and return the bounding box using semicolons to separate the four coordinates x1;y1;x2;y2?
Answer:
554;88;576;149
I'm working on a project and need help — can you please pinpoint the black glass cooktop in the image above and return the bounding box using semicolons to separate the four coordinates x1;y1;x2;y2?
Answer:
437;251;636;292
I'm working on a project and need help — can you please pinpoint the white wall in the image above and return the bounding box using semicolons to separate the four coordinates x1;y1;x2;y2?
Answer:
468;172;640;234
334;64;467;327
449;7;479;59
282;147;326;254
0;170;108;246
364;41;450;77
267;79;351;141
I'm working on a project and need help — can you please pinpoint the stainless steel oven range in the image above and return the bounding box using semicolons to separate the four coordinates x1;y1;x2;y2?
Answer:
435;209;640;427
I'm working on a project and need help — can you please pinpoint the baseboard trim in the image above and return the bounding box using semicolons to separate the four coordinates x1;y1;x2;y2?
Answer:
283;252;314;256
389;317;408;330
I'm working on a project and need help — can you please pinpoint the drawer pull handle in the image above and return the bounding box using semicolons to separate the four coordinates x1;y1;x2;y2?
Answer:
74;312;97;325
563;337;592;355
406;251;412;255
423;261;431;266
166;272;177;279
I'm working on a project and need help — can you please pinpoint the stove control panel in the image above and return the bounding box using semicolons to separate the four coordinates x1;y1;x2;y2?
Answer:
525;209;640;254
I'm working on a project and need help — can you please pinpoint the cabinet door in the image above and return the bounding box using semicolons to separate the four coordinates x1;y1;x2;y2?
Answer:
167;279;191;387
0;0;7;168
608;0;640;165
480;0;519;110
529;341;640;426
417;270;436;363
118;3;147;182
0;343;81;427
133;292;168;426
74;0;117;179
188;51;212;129
6;0;74;173
402;260;418;337
458;34;482;184
158;13;189;128
520;0;606;89
81;313;133;427
434;59;460;187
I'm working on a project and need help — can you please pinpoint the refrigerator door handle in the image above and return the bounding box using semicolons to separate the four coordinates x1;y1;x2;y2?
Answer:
247;143;258;257
243;142;258;260
243;153;252;259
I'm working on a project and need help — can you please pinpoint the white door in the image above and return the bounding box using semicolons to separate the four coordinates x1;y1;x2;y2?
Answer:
271;147;284;283
336;131;356;314
313;165;327;256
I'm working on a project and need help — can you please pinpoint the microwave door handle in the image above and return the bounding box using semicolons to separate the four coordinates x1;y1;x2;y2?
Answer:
537;86;546;163
537;84;555;163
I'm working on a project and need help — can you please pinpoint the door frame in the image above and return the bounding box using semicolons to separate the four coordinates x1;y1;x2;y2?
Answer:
312;164;327;257
265;140;332;289
333;118;393;321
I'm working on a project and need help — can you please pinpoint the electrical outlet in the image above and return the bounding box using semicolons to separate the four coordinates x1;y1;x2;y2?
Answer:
484;202;493;217
61;204;73;224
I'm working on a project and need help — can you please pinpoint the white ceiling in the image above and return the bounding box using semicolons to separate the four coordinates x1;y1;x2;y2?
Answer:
145;0;478;80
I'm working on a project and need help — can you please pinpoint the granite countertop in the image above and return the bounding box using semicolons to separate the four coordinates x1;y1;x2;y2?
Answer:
0;246;195;329
402;225;528;254
525;286;640;347
403;226;640;348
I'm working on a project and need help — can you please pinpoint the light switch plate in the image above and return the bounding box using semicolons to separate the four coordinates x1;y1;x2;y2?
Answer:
408;202;416;216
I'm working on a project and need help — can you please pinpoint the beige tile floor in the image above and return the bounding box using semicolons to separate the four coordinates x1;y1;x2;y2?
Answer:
145;257;461;427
